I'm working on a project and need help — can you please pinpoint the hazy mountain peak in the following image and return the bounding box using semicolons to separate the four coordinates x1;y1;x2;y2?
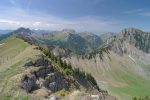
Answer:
120;28;144;36
62;29;76;34
79;32;96;37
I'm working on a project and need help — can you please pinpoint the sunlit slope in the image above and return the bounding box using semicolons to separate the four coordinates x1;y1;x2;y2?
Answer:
0;35;28;71
65;51;150;100
0;35;42;99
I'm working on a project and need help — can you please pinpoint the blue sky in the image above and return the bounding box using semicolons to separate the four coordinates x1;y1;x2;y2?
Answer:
0;0;150;32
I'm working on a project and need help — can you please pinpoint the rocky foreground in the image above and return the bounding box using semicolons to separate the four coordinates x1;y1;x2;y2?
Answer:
20;54;116;100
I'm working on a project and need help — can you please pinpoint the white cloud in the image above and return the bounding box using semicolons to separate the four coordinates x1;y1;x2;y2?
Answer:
0;6;120;32
33;22;41;26
0;19;20;25
123;9;147;14
123;8;150;17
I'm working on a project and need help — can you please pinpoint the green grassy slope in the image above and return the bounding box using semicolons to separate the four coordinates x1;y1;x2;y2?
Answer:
0;35;28;62
0;35;43;99
0;35;28;72
66;52;150;100
102;56;150;100
0;35;104;100
109;67;150;100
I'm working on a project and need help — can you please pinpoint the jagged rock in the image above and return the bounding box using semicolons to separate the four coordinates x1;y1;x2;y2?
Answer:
21;57;71;94
34;57;49;67
21;56;106;99
34;67;55;78
43;72;70;92
23;57;49;67
21;75;38;92
23;60;33;66
112;28;150;54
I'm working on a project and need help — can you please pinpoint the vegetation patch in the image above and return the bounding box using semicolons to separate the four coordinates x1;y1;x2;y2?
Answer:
54;89;70;96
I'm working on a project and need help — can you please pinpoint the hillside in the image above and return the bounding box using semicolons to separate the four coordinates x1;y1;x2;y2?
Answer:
109;28;150;64
62;28;150;100
36;29;102;54
63;51;150;100
0;35;42;99
111;28;150;54
0;34;115;100
1;27;150;100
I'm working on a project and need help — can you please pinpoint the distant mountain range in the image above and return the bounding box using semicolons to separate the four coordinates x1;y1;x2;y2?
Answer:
0;30;13;41
35;29;104;54
0;28;103;54
0;27;150;100
0;30;12;34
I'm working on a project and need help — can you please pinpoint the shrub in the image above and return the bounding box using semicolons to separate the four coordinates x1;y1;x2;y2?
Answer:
64;68;71;75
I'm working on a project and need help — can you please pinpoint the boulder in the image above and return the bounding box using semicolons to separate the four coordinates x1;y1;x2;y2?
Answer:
21;75;38;92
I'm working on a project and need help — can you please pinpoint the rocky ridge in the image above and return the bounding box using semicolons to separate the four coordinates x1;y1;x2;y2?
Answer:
108;28;150;64
21;56;74;96
20;53;115;100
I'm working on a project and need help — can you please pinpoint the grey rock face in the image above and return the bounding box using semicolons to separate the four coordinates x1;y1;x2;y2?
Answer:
23;60;33;66
22;56;108;99
34;58;49;67
23;57;49;67
44;72;69;92
119;28;150;53
21;75;38;92
22;57;71;94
